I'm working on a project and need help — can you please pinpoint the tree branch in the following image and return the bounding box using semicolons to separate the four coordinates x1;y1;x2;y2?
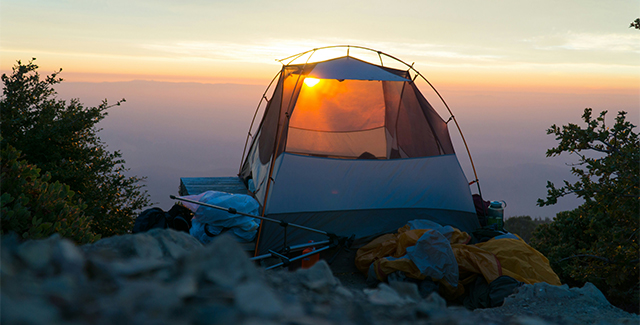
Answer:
557;254;611;264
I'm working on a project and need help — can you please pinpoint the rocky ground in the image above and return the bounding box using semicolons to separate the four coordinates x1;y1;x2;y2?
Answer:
1;229;638;324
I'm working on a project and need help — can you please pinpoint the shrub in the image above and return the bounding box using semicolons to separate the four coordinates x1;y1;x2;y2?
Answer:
1;140;100;243
504;216;550;243
531;108;639;312
0;59;150;237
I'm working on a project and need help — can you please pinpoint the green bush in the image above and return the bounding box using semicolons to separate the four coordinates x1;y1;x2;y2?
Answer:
531;108;639;312
0;59;150;237
1;141;100;243
504;216;550;243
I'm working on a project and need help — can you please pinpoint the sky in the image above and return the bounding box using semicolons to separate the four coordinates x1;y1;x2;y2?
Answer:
2;0;639;88
1;0;639;218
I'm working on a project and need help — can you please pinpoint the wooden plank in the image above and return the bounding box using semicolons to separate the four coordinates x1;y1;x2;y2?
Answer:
179;177;247;196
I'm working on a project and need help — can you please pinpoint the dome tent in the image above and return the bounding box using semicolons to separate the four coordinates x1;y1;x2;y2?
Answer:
239;46;482;255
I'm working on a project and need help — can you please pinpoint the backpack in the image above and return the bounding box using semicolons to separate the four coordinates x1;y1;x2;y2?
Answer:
133;204;194;233
166;204;193;232
133;207;168;233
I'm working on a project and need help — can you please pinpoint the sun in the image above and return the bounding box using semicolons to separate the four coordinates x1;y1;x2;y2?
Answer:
304;77;320;87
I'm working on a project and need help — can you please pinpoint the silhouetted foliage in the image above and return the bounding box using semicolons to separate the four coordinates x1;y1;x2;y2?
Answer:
630;18;640;30
1;140;100;243
531;108;639;313
503;216;550;243
0;59;150;238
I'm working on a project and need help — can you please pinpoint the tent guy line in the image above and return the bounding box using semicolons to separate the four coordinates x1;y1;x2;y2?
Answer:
170;194;336;237
170;194;354;268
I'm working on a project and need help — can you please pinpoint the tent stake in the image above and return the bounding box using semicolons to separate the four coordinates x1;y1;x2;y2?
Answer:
251;240;331;261
265;244;334;270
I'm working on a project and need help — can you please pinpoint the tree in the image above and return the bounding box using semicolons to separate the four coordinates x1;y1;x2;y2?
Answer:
631;18;640;30
531;108;639;312
0;59;150;237
1;140;100;243
503;216;550;243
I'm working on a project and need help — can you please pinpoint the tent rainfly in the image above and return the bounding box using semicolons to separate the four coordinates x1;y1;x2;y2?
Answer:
240;49;481;255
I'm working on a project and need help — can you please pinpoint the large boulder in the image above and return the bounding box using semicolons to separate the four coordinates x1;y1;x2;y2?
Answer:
81;228;202;261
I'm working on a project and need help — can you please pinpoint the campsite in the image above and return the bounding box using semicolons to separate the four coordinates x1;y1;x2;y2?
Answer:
2;0;639;321
3;44;638;324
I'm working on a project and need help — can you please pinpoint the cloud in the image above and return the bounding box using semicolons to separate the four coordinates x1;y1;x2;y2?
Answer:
526;32;640;53
138;38;503;65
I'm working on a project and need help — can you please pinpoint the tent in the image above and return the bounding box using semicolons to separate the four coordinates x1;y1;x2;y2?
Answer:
239;47;482;255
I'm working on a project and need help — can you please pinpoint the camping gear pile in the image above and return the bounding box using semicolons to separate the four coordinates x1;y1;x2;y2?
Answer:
134;191;261;243
132;204;193;234
180;191;261;243
356;219;561;309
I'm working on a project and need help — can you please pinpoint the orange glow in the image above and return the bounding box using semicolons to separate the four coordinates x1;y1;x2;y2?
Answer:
290;78;386;131
304;77;320;87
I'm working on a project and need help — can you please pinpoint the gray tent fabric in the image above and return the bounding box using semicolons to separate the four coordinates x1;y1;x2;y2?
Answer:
240;55;480;255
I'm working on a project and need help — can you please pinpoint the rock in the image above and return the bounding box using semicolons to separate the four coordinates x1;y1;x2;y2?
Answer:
417;278;439;298
16;235;56;272
335;286;354;299
573;282;610;306
146;228;202;259
12;234;86;280
1;243;17;277
0;294;61;325
364;283;413;306
514;316;555;325
41;274;81;304
107;259;173;277
173;274;198;299
477;281;639;325
389;280;421;302
54;238;86;275
82;233;164;261
82;229;201;262
184;234;259;288
192;303;239;325
296;260;337;293
4;230;637;325
425;291;447;309
503;283;575;306
234;281;283;317
502;281;613;311
416;292;448;318
98;280;182;322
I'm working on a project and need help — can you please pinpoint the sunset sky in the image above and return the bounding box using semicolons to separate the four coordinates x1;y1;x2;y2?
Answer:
2;0;639;89
1;1;639;217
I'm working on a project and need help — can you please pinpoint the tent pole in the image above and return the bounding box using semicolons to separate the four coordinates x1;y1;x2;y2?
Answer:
170;195;332;237
254;51;318;255
238;71;281;175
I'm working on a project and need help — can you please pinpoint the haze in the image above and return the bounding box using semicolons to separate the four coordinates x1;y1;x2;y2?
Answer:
2;0;638;218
